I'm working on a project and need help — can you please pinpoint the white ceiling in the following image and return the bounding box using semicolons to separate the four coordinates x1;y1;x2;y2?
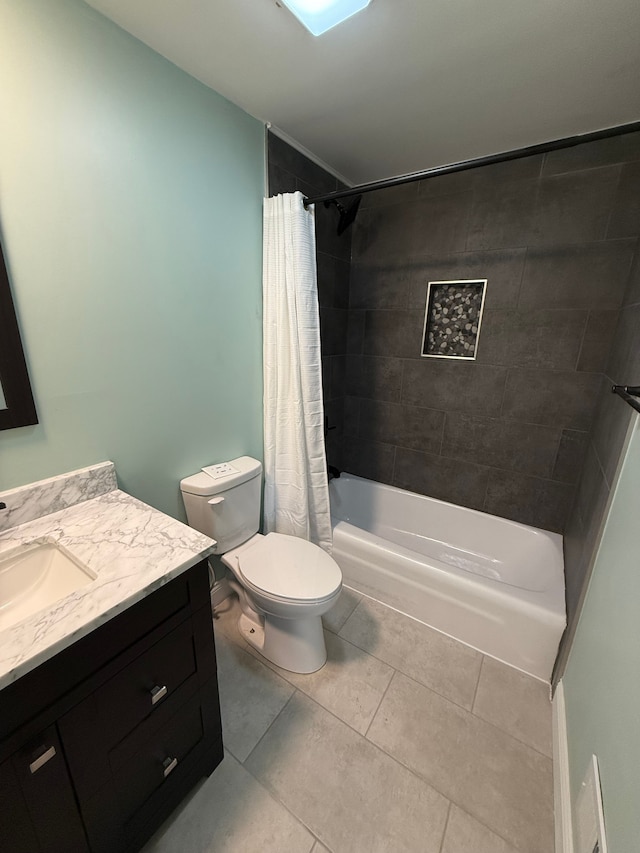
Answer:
84;0;640;185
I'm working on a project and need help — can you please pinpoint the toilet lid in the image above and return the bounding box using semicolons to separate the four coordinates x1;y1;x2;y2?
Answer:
236;532;342;601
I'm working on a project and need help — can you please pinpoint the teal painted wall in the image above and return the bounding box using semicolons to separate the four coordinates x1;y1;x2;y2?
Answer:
0;0;265;518
563;417;640;851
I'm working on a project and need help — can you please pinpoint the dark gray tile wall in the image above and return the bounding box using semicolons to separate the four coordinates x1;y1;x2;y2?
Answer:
554;242;640;680
268;128;640;678
267;131;352;469
344;132;640;537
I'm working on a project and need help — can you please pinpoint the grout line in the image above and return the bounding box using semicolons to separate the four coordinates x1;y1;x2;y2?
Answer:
365;688;551;853
470;655;485;712
337;588;548;689
338;630;481;716
438;411;447;456
514;247;528;312
391;444;398;485
480;467;492;514
397;665;553;761
239;701;335;851
538;152;547;178
590;435;610;488
363;666;397;739
572;310;591;372
221;603;551;850
497;364;510;419
296;688;461;796
365;717;537;852
323;597;362;636
222;600;394;742
242;686;467;853
462;185;477;253
603;163;625;240
336;596;363;639
220;597;552;758
239;689;297;766
437;801;453;853
448;802;533;853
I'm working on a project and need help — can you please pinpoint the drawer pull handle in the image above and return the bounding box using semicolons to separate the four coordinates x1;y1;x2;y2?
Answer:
29;746;56;774
162;756;178;778
150;685;168;705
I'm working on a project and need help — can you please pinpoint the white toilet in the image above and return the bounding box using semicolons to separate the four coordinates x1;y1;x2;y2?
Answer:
180;456;342;673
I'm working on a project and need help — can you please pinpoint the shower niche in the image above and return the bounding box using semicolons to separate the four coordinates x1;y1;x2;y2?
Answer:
421;279;487;360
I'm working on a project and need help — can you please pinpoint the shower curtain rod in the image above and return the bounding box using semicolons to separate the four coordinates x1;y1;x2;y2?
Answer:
302;121;640;208
612;385;640;415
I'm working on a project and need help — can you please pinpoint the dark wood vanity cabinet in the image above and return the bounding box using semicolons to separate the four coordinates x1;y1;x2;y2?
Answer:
0;560;223;853
0;724;88;852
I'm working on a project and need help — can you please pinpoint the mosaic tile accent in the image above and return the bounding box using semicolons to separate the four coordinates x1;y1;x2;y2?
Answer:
422;280;487;359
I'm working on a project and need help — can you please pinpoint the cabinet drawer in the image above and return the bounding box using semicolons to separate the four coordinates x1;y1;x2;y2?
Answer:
113;693;204;821
62;616;199;753
60;604;218;807
79;679;222;853
98;617;198;746
59;617;200;799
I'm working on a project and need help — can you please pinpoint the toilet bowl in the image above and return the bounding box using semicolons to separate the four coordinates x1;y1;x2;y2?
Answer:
223;532;341;672
180;457;342;674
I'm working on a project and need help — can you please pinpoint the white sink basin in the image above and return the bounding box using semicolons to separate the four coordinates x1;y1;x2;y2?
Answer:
0;541;96;632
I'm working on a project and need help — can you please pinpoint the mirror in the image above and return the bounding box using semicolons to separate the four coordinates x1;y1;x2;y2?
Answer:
0;238;38;429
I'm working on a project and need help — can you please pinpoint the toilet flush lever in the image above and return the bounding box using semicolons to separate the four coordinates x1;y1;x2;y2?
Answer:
208;496;225;507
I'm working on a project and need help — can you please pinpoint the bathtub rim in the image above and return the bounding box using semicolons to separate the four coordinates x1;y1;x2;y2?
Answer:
329;472;567;682
330;473;565;614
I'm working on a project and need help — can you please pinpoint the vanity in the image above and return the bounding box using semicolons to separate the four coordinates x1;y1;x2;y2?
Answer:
0;463;223;852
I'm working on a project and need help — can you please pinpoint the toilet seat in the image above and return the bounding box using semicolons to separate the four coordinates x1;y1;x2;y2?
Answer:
235;532;342;603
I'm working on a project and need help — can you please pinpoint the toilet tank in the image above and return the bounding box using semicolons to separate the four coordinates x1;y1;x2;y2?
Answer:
180;456;262;554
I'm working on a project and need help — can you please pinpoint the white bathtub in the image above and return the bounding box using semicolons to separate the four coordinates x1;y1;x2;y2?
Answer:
330;474;566;681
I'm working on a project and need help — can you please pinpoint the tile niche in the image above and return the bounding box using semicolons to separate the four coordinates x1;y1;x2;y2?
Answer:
421;279;487;359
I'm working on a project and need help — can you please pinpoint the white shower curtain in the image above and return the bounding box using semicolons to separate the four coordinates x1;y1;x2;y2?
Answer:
262;191;332;553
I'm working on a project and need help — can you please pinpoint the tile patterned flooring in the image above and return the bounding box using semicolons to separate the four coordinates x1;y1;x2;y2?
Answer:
143;589;554;853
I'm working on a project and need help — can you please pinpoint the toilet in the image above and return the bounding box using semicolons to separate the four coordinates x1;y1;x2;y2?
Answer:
180;456;342;673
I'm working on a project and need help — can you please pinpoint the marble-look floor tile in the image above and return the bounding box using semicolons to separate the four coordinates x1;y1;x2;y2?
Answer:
339;597;482;709
441;805;520;853
216;597;393;732
472;656;552;757
267;630;394;734
246;692;449;853
322;586;362;633
311;843;332;853
214;632;294;762
367;672;553;853
216;598;392;733
142;752;314;853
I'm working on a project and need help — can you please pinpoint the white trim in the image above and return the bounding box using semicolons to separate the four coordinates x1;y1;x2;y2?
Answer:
268;125;354;188
553;681;574;853
420;279;487;360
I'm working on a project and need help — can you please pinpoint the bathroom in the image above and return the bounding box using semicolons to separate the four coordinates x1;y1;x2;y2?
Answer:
1;0;639;851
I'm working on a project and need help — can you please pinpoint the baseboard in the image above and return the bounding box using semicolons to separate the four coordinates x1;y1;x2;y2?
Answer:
553;681;574;853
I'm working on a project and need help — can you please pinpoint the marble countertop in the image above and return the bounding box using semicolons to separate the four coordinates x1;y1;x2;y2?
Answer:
0;487;216;690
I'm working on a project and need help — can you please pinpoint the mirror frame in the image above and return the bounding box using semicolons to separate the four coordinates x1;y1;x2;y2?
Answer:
0;240;38;430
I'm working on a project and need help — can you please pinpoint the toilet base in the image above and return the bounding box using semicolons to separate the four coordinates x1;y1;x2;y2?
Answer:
237;610;327;674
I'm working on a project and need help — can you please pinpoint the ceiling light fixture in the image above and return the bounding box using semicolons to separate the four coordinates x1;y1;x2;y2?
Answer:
280;0;372;36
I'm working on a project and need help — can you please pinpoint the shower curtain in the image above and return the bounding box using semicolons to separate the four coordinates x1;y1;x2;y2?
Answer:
262;192;332;553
